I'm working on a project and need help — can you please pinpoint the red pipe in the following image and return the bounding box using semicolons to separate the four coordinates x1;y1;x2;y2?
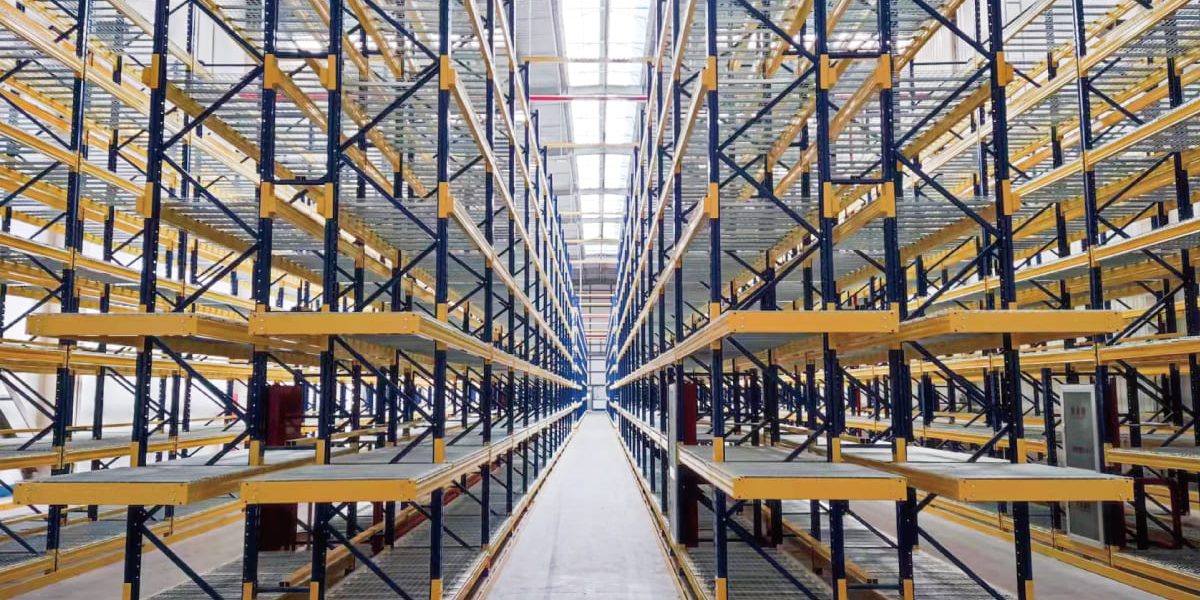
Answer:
528;94;648;102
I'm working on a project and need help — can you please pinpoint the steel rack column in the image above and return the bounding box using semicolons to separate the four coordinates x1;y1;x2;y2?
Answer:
1186;250;1200;452
522;66;532;486
309;0;345;595
430;0;453;597
383;252;403;453
45;0;94;562
1124;367;1149;548
534;114;546;478
480;0;496;552
316;0;347;461
88;359;108;522
505;0;518;519
655;29;668;483
876;0;914;588
730;367;741;436
1167;59;1193;221
384;315;399;547
521;82;531;496
703;0;729;597
890;347;917;600
122;0;171;592
811;0;852;595
670;0;687;548
1038;367;1062;531
986;0;1033;595
242;0;282;591
804;364;822;502
1069;0;1125;551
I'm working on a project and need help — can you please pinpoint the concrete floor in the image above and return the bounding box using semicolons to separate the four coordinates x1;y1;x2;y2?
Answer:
483;412;680;599
852;501;1159;600
20;517;245;599
21;415;1163;600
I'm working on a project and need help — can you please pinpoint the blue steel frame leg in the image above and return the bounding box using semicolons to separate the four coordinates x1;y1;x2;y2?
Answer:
989;0;1032;595
243;0;281;593
670;0;687;548
521;62;532;497
480;0;496;553
654;4;669;506
814;0;849;594
504;0;518;519
123;0;170;594
431;0;452;596
46;0;94;565
1072;0;1143;549
875;0;915;594
310;0;344;595
704;0;727;596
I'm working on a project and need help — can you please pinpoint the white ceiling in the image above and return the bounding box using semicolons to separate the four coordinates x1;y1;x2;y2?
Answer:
516;0;652;362
515;0;652;285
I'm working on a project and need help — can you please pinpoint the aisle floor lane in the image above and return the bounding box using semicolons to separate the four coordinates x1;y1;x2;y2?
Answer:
483;412;681;599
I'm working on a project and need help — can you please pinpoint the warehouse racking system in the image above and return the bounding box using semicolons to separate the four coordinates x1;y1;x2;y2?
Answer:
0;0;1199;597
0;0;587;596
606;0;1200;598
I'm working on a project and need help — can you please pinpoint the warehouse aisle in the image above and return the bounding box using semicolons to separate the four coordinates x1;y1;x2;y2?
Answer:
484;412;680;599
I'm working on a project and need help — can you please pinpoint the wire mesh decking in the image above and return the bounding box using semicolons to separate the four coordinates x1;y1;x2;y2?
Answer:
606;0;1200;597
0;0;588;596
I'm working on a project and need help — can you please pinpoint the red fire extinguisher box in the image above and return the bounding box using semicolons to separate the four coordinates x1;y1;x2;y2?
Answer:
260;384;303;550
265;384;303;446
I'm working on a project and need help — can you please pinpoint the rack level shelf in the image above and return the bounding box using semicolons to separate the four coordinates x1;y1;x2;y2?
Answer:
842;448;1134;502
1106;446;1200;473
678;445;906;501
242;408;572;504
251;311;576;387
13;449;317;506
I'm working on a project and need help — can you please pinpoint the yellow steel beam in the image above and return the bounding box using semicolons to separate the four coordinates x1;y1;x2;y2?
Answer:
843;416;1049;453
878;337;1200;380
773;309;1124;369
611;404;668;449
762;0;814;77
0;500;240;595
0;338;273;379
259;407;576;504
619;309;1121;384
28;312;255;343
14;473;226;506
0;255;244;321
23;312;419;370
